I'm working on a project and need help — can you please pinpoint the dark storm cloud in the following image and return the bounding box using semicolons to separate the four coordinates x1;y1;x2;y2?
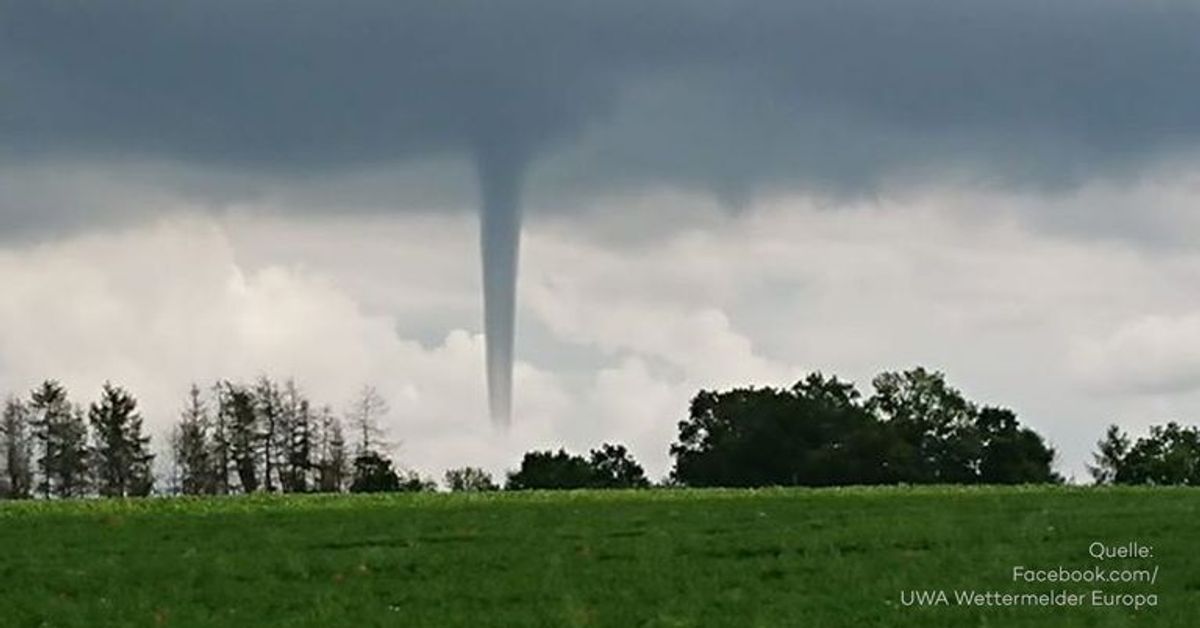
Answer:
4;0;1200;204
5;0;1200;426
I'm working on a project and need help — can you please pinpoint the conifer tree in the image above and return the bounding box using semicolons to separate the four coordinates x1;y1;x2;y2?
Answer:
0;396;34;499
220;382;260;493
29;381;90;498
89;383;154;497
254;377;282;492
209;382;233;494
171;384;212;495
59;406;92;498
279;380;313;493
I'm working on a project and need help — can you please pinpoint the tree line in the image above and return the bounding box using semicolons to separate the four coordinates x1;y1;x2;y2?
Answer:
0;380;154;499
167;379;443;495
452;368;1061;490
1089;422;1200;485
4;367;1200;499
464;367;1200;489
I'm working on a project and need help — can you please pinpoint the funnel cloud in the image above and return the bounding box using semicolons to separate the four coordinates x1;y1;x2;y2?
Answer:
475;143;528;426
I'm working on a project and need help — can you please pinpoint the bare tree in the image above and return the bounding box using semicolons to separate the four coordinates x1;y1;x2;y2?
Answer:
315;405;349;492
347;385;389;456
1;396;34;499
444;467;498;492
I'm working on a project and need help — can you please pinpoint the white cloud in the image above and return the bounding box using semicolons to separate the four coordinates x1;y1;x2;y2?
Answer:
1070;314;1200;396
6;178;1200;483
0;217;556;479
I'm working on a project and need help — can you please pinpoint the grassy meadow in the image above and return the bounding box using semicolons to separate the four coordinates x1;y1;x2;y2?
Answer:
0;486;1194;627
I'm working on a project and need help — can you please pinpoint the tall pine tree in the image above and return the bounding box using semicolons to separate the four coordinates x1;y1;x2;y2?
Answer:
209;382;233;494
254;377;282;492
220;382;260;493
30;381;90;498
279;380;313;493
171;384;213;495
88;383;154;497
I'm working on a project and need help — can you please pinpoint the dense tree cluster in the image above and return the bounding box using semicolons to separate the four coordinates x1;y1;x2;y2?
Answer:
444;467;499;492
1089;423;1200;485
0;380;154;499
506;444;650;490
669;368;1061;488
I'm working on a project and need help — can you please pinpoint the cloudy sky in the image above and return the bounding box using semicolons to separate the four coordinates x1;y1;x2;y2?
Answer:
4;0;1200;481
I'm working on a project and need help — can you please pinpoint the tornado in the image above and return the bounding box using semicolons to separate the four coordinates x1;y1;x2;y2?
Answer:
475;143;527;428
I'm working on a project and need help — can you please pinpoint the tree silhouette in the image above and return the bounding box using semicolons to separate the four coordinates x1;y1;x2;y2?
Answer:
1;396;34;499
588;444;650;488
29;381;90;498
278;380;314;493
350;451;400;493
1089;424;1130;485
208;383;233;495
444;467;498;492
1095;422;1200;485
88;383;154;497
397;469;437;492
976;406;1057;484
507;444;649;490
219;382;260;493
315;406;349;493
254;377;283;492
672;374;886;487
348;385;388;457
506;449;596;490
672;370;1060;488
170;384;213;495
0;366;1073;497
868;368;979;483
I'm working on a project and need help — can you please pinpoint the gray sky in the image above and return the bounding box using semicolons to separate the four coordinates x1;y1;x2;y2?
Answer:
3;0;1200;480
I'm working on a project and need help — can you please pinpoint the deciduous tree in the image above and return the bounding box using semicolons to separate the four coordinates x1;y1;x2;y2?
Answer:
350;451;400;493
588;444;649;488
506;449;594;490
444;466;498;492
347;385;388;457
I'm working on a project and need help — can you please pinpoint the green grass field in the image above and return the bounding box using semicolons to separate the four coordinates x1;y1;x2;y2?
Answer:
0;486;1194;627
